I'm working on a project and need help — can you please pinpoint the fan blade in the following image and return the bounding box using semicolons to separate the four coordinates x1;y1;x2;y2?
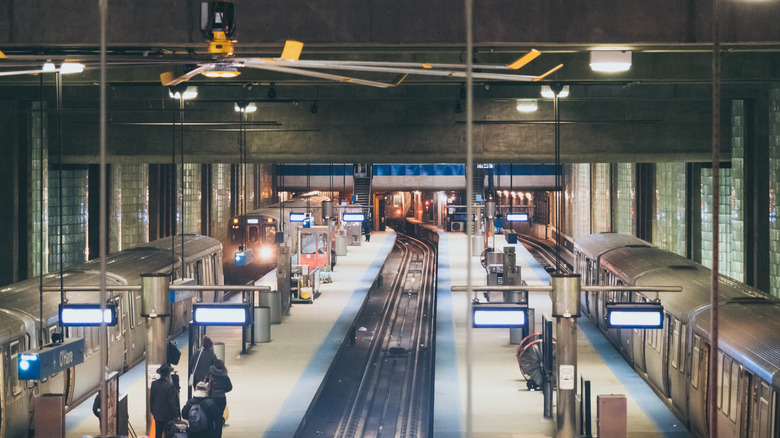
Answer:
243;61;396;88
532;63;564;82
262;59;539;82
0;69;46;77
280;40;304;61
160;64;215;86
506;49;541;70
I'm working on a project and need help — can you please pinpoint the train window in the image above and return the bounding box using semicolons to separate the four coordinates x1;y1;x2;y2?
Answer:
262;225;276;244
248;225;259;242
691;335;701;389
679;323;687;373
301;234;317;254
723;356;732;416
10;339;23;396
730;363;739;423
670;319;680;370
758;382;772;437
317;233;327;254
133;292;142;329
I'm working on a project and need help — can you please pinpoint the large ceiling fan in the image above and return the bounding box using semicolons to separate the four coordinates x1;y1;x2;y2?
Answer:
0;0;563;87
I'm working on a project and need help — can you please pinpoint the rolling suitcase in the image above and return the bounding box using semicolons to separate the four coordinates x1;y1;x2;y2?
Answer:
166;419;189;438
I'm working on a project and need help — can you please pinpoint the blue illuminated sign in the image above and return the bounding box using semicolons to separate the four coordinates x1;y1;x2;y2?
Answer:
606;302;664;329
18;338;85;380
506;213;529;222
59;303;118;326
290;212;306;222
234;249;254;266
193;304;251;326
472;303;528;328
343;213;365;222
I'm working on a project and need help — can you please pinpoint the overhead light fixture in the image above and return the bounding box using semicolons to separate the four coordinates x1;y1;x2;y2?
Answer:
42;61;56;72
590;50;632;72
540;84;569;98
202;64;241;78
516;99;538;112
234;101;257;113
168;85;198;100
59;62;85;74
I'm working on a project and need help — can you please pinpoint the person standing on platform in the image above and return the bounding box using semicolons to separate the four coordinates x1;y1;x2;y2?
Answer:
363;214;372;242
182;382;221;438
189;335;217;389
205;359;233;437
149;364;180;438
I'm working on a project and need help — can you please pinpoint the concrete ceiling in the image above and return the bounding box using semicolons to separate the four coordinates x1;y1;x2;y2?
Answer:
2;0;780;164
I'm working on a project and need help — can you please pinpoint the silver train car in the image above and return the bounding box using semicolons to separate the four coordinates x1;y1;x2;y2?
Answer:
0;234;223;437
575;232;779;438
226;191;331;284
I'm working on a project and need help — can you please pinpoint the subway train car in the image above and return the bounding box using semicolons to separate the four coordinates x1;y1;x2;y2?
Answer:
0;234;223;437
574;232;779;438
384;191;412;228
225;192;331;284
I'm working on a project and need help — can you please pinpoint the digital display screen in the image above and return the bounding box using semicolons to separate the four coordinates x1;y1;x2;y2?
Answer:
606;303;664;329
193;305;249;325
290;212;306;222
343;213;365;222
59;304;118;326
506;213;529;222
472;304;528;328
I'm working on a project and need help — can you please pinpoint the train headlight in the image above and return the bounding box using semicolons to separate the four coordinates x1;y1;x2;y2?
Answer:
260;246;274;259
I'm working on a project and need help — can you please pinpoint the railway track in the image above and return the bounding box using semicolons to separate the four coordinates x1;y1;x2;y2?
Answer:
297;232;437;438
515;234;573;274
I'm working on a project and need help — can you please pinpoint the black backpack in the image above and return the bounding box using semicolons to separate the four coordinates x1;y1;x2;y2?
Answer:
188;402;209;432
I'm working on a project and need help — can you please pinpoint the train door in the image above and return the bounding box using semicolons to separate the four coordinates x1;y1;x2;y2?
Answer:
688;336;709;437
5;338;29;437
125;290;145;365
750;380;777;438
108;299;125;372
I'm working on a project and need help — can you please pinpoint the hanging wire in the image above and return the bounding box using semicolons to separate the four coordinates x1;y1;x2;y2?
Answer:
98;0;109;432
464;0;474;434
171;97;176;276
180;94;185;275
38;73;44;348
709;0;721;434
57;71;65;326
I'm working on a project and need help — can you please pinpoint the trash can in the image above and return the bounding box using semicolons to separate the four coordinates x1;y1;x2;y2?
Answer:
254;306;271;343
213;342;226;362
336;235;347;255
259;290;282;324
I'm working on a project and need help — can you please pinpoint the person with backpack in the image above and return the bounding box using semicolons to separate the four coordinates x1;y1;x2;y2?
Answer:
182;382;221;438
189;336;217;390
205;359;232;437
149;364;180;438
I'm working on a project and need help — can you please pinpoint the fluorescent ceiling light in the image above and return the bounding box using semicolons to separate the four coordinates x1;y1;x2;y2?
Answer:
168;86;198;100
540;85;569;98
590;50;632;72
203;65;241;78
515;99;538;112
234;102;257;113
60;62;85;74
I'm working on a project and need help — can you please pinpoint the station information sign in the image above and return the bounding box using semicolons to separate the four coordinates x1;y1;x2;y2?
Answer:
18;338;85;380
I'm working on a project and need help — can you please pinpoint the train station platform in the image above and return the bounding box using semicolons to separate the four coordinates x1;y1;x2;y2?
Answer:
433;231;692;438
66;230;396;438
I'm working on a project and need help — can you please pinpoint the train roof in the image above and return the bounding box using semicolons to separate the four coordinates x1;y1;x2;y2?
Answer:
139;235;222;262
245;193;331;217
599;246;699;282
693;300;780;389
573;233;651;259
0;308;30;343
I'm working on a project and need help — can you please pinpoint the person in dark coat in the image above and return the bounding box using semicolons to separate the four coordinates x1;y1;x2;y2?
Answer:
189;335;217;389
205;359;233;437
149;364;180;438
182;382;222;438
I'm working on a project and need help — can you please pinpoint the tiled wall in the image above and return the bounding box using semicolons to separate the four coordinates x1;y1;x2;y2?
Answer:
769;88;780;297
614;163;635;235
729;100;745;282
701;168;734;276
110;164;149;252
653;162;686;256
211;164;232;242
572;163;591;239
591;163;611;233
178;163;201;235
48;168;88;269
30;101;48;276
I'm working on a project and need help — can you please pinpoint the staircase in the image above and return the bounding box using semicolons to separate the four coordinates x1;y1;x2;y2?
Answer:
353;163;372;208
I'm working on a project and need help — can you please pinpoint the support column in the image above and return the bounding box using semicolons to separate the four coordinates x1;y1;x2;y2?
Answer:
277;246;291;315
551;273;581;438
141;273;171;434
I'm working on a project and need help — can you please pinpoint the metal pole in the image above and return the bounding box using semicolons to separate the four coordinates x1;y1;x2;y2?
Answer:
141;273;171;435
709;0;721;436
551;274;580;438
